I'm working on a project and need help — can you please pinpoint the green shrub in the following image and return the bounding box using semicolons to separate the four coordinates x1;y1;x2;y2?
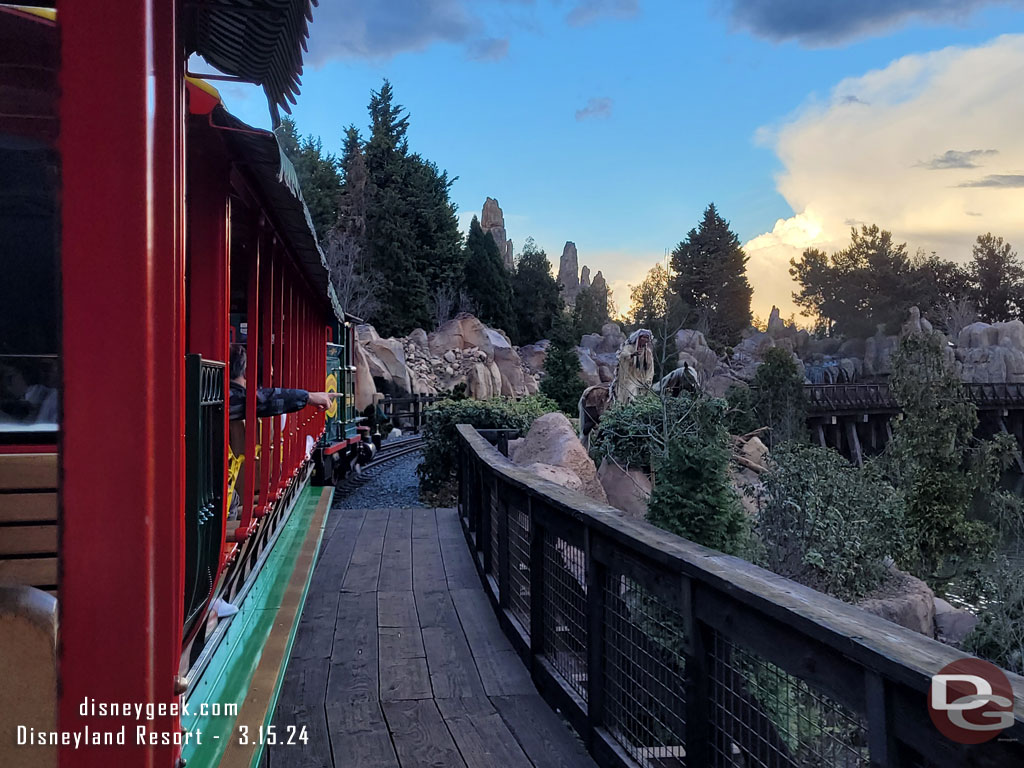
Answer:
886;332;1021;585
723;384;759;435
756;443;905;601
964;559;1024;674
417;394;556;502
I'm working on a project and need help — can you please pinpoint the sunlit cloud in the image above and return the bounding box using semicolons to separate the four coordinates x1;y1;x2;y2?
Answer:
743;34;1024;321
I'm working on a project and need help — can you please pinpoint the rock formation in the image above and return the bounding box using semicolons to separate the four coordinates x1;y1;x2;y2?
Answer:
557;242;580;305
956;319;1024;383
857;567;935;636
580;265;591;290
512;412;607;503
481;197;514;270
590;269;607;299
355;313;539;404
597;458;651;518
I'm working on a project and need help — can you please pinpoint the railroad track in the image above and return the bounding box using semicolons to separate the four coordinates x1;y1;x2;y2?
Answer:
334;434;424;496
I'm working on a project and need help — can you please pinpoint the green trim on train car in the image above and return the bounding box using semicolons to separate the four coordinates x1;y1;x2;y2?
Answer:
180;484;331;767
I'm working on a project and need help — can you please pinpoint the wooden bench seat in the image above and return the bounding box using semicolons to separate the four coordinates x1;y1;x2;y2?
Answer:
0;453;58;595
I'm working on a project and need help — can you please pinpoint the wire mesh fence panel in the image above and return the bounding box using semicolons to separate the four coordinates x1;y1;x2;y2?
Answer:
604;571;688;767
708;631;870;768
489;480;500;580
542;534;588;701
507;502;531;634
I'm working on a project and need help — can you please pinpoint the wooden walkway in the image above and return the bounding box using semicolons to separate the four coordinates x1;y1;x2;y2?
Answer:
266;507;597;768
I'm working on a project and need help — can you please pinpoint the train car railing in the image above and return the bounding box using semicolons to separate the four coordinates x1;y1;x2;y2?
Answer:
456;423;1024;768
183;355;225;635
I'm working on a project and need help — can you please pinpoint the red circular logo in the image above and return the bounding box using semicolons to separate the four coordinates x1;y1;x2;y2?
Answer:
928;658;1014;744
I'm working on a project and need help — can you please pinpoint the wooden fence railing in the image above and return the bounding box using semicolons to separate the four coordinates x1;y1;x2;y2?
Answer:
457;423;1024;768
381;393;442;432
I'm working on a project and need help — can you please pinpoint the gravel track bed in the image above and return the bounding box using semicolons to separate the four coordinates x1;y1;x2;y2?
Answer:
332;451;426;509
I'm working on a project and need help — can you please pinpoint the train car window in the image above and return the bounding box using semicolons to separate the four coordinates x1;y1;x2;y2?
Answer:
0;137;59;434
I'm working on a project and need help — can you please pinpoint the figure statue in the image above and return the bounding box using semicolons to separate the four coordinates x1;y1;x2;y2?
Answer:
578;329;654;444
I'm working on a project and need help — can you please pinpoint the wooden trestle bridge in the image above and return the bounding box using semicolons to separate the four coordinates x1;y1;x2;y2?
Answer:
804;383;1024;464
267;424;1024;768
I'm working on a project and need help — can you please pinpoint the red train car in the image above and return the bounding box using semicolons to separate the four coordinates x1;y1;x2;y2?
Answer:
0;3;357;766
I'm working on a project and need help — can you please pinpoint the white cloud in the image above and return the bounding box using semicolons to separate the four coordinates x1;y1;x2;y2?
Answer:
745;34;1024;321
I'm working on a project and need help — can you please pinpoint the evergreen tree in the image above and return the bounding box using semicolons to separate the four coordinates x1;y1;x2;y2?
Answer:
572;284;609;337
669;203;752;347
511;238;561;345
540;312;584;414
463;216;514;332
275;117;342;243
969;233;1024;322
361;80;462;335
749;347;807;447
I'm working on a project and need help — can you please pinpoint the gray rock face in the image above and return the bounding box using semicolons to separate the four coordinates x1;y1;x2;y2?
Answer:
558;242;580;305
481;197;514;269
956;319;1024;383
598;457;651;519
580;265;591;290
857;567;935;636
590;270;607;298
934;598;978;645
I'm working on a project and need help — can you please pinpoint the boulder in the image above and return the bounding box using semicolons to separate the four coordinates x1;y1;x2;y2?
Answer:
494;346;527;397
352;344;377;411
518;341;548;372
957;320;1024;383
467;362;497;399
428;313;495;359
355;323;380;345
598;458;651;519
934;598;978;645
576;348;602;387
557;242;580;304
596;321;625;355
857;568;935;636
514;412;607;503
675;329;719;380
407;327;429;352
366;337;412;393
506;438;524;462
522;462;586;494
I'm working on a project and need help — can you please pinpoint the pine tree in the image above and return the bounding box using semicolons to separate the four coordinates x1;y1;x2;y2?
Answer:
363;81;424;335
573;283;610;337
540;312;584;414
670;203;752;347
510;238;562;345
969;233;1024;322
463;217;514;333
275;117;342;243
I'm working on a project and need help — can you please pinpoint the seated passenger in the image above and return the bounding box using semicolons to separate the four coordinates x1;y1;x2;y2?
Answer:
228;343;334;419
227;343;337;519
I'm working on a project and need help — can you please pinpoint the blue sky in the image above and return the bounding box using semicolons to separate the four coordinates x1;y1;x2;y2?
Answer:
216;1;1024;320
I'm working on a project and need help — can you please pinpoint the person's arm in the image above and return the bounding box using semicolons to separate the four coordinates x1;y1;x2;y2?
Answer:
254;387;309;417
255;388;339;417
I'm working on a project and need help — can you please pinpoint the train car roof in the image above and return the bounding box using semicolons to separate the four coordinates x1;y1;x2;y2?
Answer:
185;0;318;116
197;89;343;322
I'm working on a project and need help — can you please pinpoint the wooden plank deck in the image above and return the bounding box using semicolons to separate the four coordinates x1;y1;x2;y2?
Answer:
266;507;596;768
